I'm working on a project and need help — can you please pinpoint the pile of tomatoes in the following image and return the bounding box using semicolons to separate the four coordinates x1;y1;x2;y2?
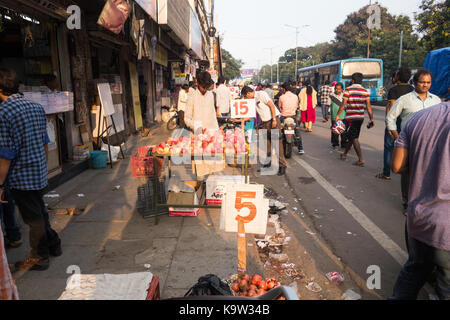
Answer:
231;274;283;298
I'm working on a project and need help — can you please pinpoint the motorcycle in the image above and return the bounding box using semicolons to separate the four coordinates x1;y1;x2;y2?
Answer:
218;116;238;132
281;117;297;159
166;106;180;131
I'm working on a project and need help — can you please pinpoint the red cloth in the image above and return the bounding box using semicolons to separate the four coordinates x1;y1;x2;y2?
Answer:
300;95;316;123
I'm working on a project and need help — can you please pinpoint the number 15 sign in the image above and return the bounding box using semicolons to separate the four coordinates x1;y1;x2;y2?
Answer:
220;184;269;235
231;99;257;119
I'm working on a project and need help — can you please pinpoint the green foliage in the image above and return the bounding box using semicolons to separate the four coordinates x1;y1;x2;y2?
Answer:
415;0;450;51
254;2;447;85
258;3;447;85
221;48;244;80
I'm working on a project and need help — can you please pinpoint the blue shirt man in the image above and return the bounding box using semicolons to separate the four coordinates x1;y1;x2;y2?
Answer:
0;68;61;271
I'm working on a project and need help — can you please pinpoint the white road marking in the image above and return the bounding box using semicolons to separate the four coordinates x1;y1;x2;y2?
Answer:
293;156;408;265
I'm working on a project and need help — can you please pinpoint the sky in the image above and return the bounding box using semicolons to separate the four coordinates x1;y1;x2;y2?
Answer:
214;0;424;69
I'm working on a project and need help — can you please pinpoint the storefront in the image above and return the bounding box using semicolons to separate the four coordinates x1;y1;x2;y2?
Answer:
0;2;73;179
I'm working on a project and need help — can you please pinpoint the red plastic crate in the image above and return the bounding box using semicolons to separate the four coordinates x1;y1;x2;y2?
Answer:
131;152;164;178
146;276;160;300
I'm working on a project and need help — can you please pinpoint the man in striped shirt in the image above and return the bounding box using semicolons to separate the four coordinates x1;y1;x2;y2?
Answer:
336;73;374;166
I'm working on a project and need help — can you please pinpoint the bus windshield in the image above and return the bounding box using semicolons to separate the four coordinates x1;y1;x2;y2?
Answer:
342;61;381;79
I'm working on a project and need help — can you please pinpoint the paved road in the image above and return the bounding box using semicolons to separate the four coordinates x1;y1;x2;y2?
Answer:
253;105;430;300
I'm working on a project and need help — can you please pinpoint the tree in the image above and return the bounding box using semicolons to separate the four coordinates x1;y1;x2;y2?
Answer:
221;48;244;80
415;0;450;51
332;5;428;80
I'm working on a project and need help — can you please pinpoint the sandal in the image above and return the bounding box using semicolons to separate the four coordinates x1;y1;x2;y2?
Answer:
375;173;391;180
352;161;365;167
340;154;347;161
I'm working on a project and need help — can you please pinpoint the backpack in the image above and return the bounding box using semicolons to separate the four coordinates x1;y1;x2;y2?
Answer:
184;274;232;297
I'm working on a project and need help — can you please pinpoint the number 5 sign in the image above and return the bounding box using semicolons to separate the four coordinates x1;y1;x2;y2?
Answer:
220;184;269;235
231;99;257;119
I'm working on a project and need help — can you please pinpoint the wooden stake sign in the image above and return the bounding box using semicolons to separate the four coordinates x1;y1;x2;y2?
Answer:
220;184;269;273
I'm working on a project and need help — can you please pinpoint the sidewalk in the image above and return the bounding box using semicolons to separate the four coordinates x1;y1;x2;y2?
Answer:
6;125;262;300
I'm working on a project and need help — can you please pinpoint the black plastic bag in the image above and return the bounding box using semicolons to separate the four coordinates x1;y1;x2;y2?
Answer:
184;274;232;297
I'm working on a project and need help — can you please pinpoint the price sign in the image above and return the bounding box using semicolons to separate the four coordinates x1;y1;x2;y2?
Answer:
231;99;257;119
220;184;269;235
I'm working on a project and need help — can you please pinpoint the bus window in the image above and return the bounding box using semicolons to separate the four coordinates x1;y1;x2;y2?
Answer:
342;61;381;79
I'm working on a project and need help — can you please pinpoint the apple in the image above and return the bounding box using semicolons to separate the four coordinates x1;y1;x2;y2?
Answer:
251;274;262;286
259;281;267;290
257;289;267;296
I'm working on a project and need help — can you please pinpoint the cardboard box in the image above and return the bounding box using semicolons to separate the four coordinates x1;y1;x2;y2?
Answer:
168;182;205;217
206;175;247;205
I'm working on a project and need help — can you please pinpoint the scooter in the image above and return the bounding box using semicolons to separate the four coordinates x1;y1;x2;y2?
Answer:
166;107;180;131
281;117;297;159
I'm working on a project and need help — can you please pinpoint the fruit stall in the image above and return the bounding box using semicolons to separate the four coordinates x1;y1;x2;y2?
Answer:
131;128;251;224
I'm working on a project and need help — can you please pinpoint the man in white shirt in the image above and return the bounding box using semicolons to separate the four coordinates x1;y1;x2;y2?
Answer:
386;69;442;214
216;76;231;116
185;71;219;132
241;86;287;176
177;84;190;128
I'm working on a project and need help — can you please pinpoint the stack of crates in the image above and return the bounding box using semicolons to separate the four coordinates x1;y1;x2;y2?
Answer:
131;147;168;218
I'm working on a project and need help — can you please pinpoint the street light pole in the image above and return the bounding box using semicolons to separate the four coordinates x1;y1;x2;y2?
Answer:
264;46;278;84
277;61;287;84
285;24;310;81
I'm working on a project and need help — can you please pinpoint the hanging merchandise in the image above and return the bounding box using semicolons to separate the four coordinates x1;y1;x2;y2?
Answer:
184;55;191;74
137;20;145;60
97;0;131;34
143;35;151;59
23;26;34;48
130;13;139;47
151;35;157;70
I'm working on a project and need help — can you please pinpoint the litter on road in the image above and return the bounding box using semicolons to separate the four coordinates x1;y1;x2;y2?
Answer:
306;282;322;293
342;289;362;300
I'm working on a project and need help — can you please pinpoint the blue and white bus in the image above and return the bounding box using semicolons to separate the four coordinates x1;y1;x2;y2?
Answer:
298;58;385;102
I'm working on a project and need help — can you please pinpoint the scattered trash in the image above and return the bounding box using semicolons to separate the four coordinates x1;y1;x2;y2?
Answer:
294;199;298;203
326;272;345;285
342;289;361;300
257;241;268;249
306;231;316;236
337;257;342;262
283;183;288;188
293;207;298;211
314;209;318;212
44;194;60;198
51;208;84;216
336;185;346;189
317;197;321;200
347;232;353;235
263;261;272;269
298;198;302;201
112;185;121;191
329;209;335;212
77;194;85;198
269;253;289;263
285;237;291;242
306;282;322;293
144;264;151;269
248;243;254;247
281;209;289;216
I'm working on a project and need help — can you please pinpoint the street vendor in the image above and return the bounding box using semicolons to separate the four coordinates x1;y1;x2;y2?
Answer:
184;71;219;133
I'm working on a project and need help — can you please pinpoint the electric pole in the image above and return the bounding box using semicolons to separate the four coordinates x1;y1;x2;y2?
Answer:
264;46;278;84
285;24;310;81
399;30;404;68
